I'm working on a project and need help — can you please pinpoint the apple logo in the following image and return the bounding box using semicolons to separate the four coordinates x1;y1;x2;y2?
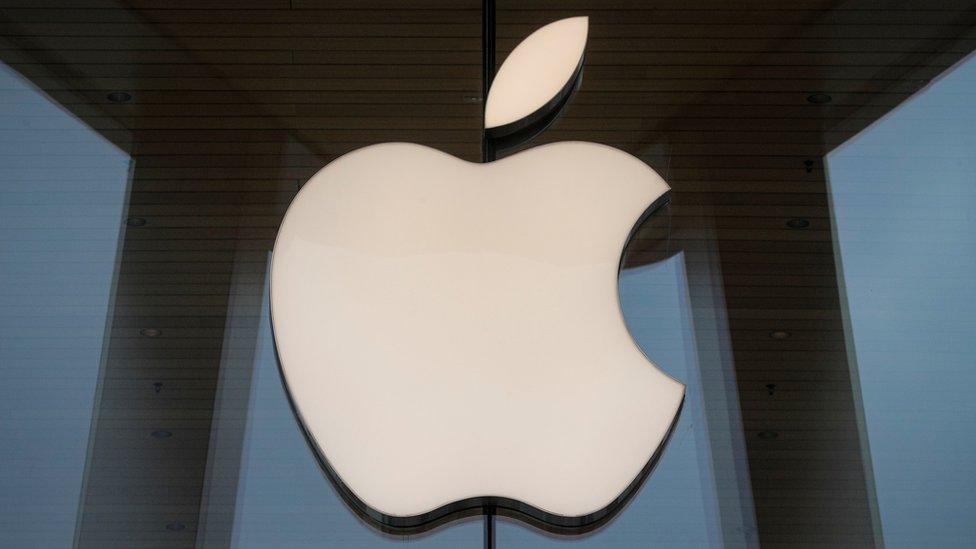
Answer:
270;17;685;535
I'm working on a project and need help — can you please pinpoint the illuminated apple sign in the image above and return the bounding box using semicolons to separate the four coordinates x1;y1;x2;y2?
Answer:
270;17;685;534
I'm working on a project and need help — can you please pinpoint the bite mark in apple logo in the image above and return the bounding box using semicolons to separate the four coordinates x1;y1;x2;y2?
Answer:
270;16;685;536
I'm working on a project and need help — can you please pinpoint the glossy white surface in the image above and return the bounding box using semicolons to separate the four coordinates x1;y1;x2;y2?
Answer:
484;17;588;130
270;141;684;519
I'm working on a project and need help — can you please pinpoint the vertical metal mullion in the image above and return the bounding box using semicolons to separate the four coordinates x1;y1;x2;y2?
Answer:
482;3;497;546
481;0;496;163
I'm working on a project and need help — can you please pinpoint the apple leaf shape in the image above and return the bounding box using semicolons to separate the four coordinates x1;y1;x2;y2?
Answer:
484;17;588;135
270;141;685;534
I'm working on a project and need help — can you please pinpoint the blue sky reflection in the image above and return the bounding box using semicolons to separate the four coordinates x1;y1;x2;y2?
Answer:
827;52;976;548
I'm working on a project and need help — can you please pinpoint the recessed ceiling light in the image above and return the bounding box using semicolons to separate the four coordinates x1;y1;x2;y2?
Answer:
140;328;162;337
786;218;810;229
107;91;133;103
151;430;172;439
806;93;831;104
462;94;483;104
165;521;186;532
125;216;146;227
769;330;791;340
758;431;779;440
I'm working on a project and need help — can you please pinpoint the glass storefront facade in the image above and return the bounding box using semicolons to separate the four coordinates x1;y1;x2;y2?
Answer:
1;2;974;547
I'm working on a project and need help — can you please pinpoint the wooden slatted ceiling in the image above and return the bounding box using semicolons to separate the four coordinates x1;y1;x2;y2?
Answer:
1;0;974;547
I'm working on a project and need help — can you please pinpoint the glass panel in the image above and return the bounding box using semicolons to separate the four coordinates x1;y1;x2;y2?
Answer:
826;52;976;548
0;62;131;546
2;3;484;546
0;2;975;547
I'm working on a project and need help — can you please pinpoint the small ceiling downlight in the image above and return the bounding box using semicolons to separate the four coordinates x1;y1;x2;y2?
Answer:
107;91;133;103
806;93;832;104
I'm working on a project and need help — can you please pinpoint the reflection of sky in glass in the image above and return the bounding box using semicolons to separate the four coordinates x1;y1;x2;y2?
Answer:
0;64;130;545
498;254;735;547
827;53;976;547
